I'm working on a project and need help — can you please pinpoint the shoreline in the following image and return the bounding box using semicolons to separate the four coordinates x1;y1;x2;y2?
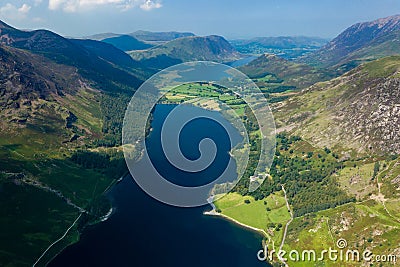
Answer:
203;208;269;239
37;174;125;266
33;213;83;267
100;207;114;222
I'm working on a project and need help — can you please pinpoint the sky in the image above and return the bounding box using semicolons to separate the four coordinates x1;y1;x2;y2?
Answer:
1;0;400;39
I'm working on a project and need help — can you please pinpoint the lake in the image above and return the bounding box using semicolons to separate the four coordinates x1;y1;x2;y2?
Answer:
49;104;271;267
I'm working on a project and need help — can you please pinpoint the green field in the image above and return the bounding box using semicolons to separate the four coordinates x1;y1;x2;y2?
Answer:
215;192;291;253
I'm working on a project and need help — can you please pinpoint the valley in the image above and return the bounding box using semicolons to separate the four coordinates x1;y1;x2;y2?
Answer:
1;11;400;267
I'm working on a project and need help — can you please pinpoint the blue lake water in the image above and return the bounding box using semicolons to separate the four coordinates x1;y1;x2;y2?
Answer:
49;104;271;267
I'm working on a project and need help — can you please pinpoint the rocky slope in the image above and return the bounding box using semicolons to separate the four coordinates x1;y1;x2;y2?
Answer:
274;56;400;155
302;14;400;71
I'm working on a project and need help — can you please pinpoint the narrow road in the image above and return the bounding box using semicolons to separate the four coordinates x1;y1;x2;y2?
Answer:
278;185;293;267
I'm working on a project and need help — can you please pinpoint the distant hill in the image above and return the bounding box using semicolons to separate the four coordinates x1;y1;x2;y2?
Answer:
129;35;242;69
0;20;143;92
102;35;153;51
230;36;329;59
274;56;400;154
83;30;195;44
235;36;329;48
83;32;121;41
70;39;140;67
130;30;195;42
239;53;334;89
301;14;400;71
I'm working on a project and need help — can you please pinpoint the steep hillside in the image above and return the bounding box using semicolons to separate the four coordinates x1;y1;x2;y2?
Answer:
302;14;400;70
69;38;150;79
239;54;334;90
274;56;400;155
332;29;400;72
102;35;152;51
70;39;139;67
129;35;242;69
0;24;135;266
0;45;78;101
0;20;143;92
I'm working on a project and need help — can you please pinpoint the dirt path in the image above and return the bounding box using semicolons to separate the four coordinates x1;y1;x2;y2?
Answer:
278;184;293;267
375;167;400;223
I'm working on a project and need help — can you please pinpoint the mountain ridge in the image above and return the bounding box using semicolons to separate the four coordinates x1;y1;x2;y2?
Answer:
0;20;144;92
301;14;400;70
101;35;153;51
129;35;242;69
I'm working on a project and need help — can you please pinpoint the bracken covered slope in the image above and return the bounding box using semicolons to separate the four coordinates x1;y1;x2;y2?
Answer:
274;56;400;155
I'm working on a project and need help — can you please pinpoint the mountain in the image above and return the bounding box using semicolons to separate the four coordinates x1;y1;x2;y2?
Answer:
83;32;121;41
129;35;242;69
0;44;79;103
0;21;143;92
130;30;195;42
302;14;400;70
239;53;334;89
0;43;100;135
0;22;138;265
230;36;329;59
274;55;400;155
102;35;153;51
69;38;149;79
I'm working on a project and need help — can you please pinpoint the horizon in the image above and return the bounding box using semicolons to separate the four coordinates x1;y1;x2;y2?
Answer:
1;14;400;41
0;1;400;39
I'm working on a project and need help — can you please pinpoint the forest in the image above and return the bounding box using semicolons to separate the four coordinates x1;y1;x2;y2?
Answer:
234;132;355;217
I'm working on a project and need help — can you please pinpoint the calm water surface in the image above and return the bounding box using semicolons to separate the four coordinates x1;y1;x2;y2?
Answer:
49;104;271;267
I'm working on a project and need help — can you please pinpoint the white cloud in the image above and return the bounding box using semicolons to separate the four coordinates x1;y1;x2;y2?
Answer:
0;3;31;20
19;3;31;13
48;0;162;12
139;0;162;11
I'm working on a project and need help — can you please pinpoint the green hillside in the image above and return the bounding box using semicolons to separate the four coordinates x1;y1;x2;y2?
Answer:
239;54;334;90
129;35;242;69
0;25;135;265
102;35;153;51
274;56;400;155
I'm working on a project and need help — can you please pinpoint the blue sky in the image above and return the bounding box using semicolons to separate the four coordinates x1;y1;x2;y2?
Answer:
1;0;400;39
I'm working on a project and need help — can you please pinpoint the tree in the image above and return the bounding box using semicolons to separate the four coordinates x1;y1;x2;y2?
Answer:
373;162;380;179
